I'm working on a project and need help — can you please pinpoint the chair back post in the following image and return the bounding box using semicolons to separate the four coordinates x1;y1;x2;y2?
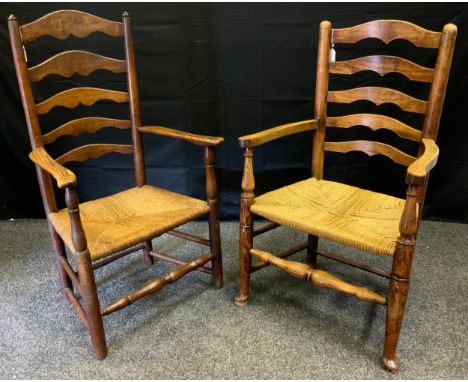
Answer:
312;21;332;180
416;23;457;216
8;15;58;215
421;24;457;140
123;12;146;187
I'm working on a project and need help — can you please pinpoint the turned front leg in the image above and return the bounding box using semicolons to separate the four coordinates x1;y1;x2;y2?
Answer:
205;146;223;288
382;184;418;372
65;187;107;360
235;147;255;307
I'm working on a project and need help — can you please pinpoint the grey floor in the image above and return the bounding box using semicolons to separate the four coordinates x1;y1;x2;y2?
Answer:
0;219;467;379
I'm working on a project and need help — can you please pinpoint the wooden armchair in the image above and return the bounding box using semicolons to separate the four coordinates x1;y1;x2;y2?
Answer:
235;20;456;371
9;10;224;359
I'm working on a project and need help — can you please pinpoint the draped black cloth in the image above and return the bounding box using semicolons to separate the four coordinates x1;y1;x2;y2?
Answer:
1;3;467;221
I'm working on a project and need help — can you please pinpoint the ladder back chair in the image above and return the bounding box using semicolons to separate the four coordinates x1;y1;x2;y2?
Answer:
9;10;224;359
235;20;456;371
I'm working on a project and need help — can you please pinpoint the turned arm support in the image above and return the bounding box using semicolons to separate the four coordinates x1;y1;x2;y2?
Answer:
29;147;77;188
64;187;88;254
238;119;318;148
139;125;223;201
399;139;439;243
30;149;88;255
405;138;439;186
238;120;318;197
139;125;224;147
204;146;219;202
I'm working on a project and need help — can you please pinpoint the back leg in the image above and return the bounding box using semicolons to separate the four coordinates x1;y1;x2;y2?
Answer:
306;234;318;267
143;239;154;266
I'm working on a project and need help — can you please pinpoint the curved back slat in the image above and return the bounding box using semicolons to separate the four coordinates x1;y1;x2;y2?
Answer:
20;10;124;42
327;87;427;114
29;50;126;82
332;20;441;48
326;114;422;142
36;87;129;115
324;140;416;166
55;143;133;165
43;117;132;144
329;55;434;83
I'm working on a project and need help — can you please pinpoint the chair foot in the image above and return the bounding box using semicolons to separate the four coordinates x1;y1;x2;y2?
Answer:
381;354;400;373
212;276;223;289
234;294;248;307
94;346;108;360
143;257;153;266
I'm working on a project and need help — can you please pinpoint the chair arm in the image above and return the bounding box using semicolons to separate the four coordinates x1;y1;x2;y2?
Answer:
238;120;318;148
405;138;439;185
139;126;224;147
29;147;77;189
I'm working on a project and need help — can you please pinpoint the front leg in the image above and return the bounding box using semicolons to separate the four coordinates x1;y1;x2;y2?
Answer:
235;147;255;307
382;184;418;372
205;146;223;288
65;187;107;359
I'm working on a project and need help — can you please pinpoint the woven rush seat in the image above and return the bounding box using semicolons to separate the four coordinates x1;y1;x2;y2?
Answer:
49;185;210;261
251;178;406;256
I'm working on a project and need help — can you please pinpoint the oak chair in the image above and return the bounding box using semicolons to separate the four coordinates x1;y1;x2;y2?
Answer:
9;10;224;359
235;20;456;371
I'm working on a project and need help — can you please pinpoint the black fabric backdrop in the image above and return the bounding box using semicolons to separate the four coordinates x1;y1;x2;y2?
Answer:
0;3;467;221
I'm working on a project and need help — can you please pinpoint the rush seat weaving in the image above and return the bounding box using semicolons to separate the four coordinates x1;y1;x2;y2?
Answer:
49;186;210;261
251;178;405;256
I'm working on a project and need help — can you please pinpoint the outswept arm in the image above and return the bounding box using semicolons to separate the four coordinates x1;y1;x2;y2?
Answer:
139;126;224;146
139;125;223;204
238;120;318;148
29;147;77;188
406;138;439;185
30;148;87;256
399;138;439;241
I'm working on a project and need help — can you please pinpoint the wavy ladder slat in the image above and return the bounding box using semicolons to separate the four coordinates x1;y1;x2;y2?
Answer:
332;20;441;48
324;140;416;166
55;143;133;165
327;87;428;114
250;248;386;305
326;114;422;142
35;87;129;115
329;55;434;83
20;10;124;42
43;117;132;144
29;50;126;82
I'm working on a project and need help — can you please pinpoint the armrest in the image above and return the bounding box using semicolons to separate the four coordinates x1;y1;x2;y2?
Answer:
406;138;439;185
29;147;77;189
139;126;224;147
238;120;318;148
